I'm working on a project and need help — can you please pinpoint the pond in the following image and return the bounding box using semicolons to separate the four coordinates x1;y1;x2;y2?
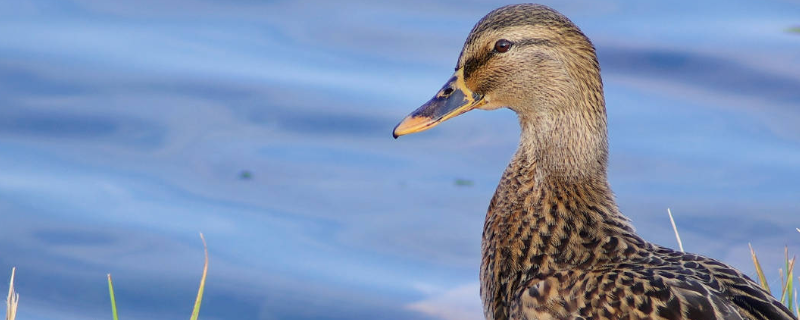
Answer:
1;0;799;319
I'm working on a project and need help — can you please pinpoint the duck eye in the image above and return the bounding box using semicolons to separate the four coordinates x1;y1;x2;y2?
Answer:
494;39;513;53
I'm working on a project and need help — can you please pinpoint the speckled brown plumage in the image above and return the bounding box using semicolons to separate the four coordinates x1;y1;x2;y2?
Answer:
395;3;797;320
482;158;794;320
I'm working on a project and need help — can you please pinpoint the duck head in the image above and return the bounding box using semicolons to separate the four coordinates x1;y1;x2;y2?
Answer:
394;4;604;137
393;4;608;178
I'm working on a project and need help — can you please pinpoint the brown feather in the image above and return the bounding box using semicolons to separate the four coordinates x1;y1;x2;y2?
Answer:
438;4;799;320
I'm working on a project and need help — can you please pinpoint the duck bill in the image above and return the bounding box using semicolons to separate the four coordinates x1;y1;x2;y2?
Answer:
393;68;485;138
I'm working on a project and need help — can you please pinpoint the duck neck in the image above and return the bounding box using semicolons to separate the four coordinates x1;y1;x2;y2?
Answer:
483;142;644;271
480;104;646;320
516;97;609;181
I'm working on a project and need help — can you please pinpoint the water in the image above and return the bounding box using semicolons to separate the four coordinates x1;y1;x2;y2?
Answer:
1;1;799;319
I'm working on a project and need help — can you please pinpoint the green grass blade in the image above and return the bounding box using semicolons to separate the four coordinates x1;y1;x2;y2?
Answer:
786;255;795;311
785;256;797;310
190;233;209;320
780;268;786;301
6;267;19;320
748;243;771;292
787;275;794;313
107;274;119;320
779;247;795;305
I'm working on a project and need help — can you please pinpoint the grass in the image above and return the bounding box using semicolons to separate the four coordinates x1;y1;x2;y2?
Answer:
667;208;684;252
5;233;209;320
190;233;209;320
749;243;772;293
107;274;119;320
5;267;18;320
3;220;798;318
749;238;799;316
108;232;209;320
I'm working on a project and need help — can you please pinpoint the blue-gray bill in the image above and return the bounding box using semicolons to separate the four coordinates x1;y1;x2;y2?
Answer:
393;68;485;138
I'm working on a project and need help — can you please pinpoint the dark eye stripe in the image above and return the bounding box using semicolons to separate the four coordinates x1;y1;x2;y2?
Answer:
463;52;492;80
461;38;552;80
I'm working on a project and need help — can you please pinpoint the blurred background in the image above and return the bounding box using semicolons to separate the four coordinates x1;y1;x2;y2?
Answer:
1;0;799;319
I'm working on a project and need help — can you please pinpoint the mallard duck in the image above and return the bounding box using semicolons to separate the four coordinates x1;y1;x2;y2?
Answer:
394;4;796;320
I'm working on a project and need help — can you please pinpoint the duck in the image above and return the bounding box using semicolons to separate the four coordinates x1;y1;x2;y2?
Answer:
393;4;797;320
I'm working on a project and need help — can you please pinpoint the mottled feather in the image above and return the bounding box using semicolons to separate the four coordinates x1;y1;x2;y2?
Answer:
442;4;798;320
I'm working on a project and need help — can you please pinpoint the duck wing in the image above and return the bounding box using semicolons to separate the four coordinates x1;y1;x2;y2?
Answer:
510;249;796;320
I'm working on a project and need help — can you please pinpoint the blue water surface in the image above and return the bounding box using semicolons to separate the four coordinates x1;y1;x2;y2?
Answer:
1;1;799;319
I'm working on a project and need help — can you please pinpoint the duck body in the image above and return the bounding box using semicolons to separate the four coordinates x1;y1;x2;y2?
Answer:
482;149;789;320
393;4;797;320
